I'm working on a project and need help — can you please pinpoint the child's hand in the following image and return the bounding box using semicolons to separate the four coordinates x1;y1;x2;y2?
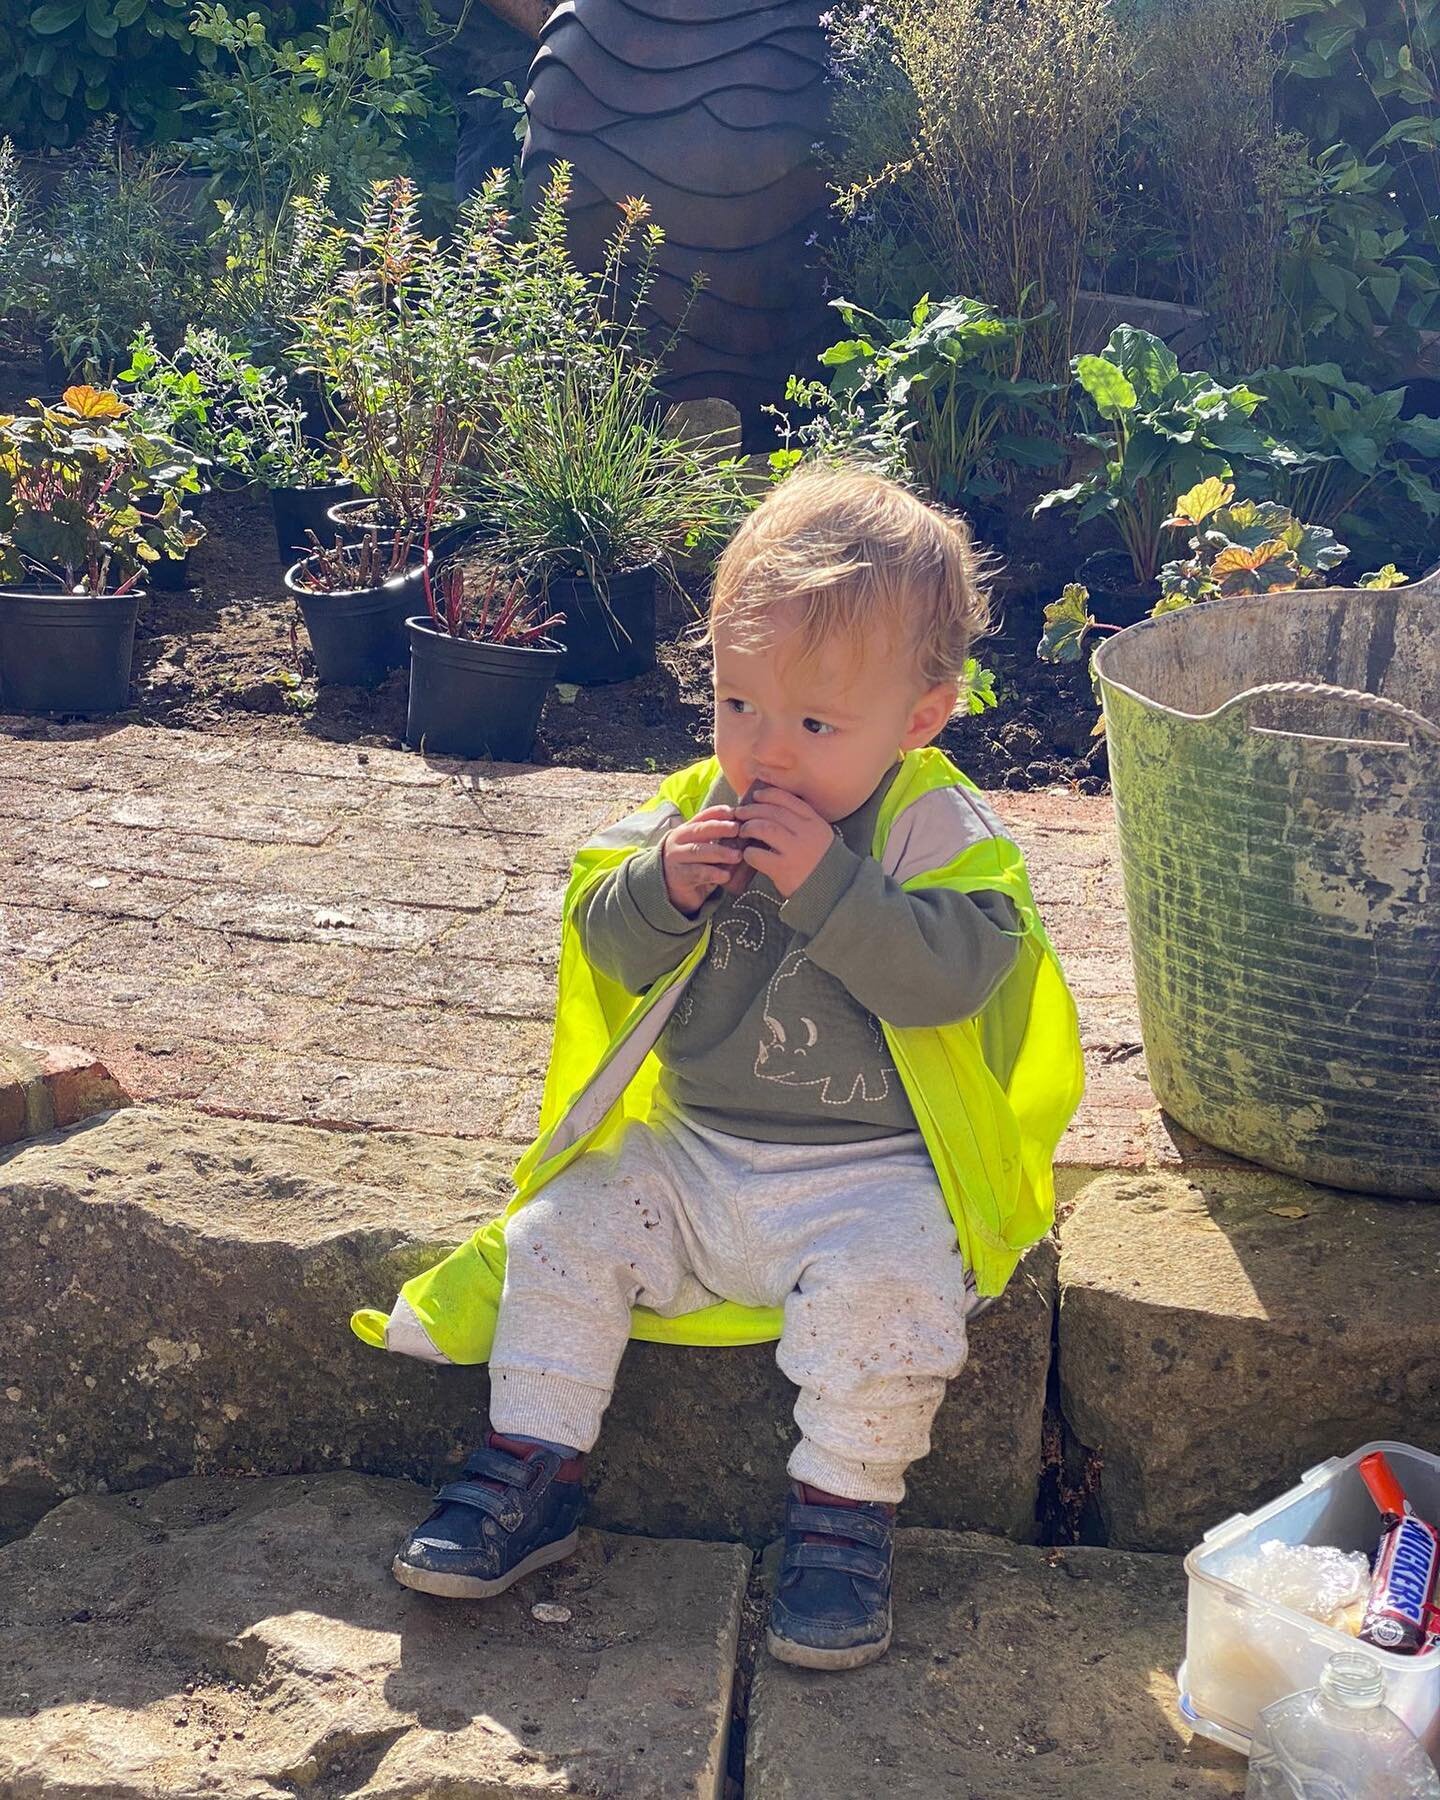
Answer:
735;784;837;897
661;806;750;914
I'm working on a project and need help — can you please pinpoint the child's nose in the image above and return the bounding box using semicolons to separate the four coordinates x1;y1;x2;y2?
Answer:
752;720;794;772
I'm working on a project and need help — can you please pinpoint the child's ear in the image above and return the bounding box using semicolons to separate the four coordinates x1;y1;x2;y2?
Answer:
901;680;959;750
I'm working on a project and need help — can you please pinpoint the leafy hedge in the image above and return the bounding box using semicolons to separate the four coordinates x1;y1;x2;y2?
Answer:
0;0;303;149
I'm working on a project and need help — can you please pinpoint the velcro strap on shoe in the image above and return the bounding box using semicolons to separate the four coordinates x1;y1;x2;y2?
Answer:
782;1540;889;1582
435;1479;523;1530
786;1503;892;1550
460;1446;537;1487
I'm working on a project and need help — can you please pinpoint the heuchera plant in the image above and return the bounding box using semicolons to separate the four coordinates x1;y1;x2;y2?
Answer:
1039;477;1348;664
0;385;202;594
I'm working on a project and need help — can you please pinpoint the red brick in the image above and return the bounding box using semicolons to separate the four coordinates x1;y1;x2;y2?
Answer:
27;1042;131;1127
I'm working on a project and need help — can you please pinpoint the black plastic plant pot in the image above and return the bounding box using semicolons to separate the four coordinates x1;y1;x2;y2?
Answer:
139;484;210;593
406;616;562;761
326;496;476;566
545;563;657;685
270;482;354;565
0;588;143;716
284;548;432;688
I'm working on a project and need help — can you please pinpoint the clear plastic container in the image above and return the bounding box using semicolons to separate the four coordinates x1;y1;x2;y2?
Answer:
1180;1441;1440;1760
1245;1650;1440;1797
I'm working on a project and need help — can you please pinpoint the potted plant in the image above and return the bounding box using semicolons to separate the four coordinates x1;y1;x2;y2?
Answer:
290;177;500;539
284;528;431;687
470;176;746;683
0;386;203;714
407;557;564;761
117;325;350;566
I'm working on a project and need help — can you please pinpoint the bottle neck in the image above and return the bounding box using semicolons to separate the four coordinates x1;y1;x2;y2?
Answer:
1318;1652;1386;1715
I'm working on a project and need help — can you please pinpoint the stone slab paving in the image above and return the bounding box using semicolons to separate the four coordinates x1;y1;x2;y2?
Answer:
0;1472;750;1799
0;1106;1053;1549
746;1532;1246;1799
1059;1169;1440;1552
0;720;1210;1173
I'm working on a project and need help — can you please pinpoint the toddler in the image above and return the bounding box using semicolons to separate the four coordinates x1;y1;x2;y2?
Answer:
359;465;1084;1670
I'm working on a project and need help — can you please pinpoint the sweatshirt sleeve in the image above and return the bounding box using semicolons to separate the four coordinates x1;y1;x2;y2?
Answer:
574;847;722;995
777;838;1022;1026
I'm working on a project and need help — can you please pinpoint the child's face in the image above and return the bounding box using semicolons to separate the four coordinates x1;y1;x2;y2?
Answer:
711;605;957;823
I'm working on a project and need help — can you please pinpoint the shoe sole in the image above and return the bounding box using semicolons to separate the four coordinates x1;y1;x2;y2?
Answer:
764;1624;892;1671
391;1529;580;1600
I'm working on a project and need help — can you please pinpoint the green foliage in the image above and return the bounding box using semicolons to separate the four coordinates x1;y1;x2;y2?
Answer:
288;172;508;517
5;125;208;378
1037;583;1096;664
117;323;334;486
963;658;998;715
1359;561;1409;587
819;0;1135;385
1034;327;1289;584
204;172;347;369
765;377;914;486
1271;143;1440;375
806;294;1062;505
0;0;295;151
1240;362;1440;566
184;0;438;231
1037;476;1349;668
0;384;203;591
0;139;45;338
1280;0;1438;245
1121;0;1294;373
477;177;749;585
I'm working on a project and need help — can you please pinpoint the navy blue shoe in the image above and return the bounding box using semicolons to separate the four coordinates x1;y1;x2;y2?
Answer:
392;1435;586;1599
766;1485;895;1670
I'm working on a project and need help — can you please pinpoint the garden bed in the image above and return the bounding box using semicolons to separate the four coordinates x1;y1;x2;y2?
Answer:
126;489;1103;792
0;352;1105;792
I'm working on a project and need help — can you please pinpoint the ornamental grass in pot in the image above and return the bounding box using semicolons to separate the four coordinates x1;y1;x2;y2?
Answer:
284;528;431;687
473;180;747;684
483;351;746;685
0;385;203;715
406;558;564;761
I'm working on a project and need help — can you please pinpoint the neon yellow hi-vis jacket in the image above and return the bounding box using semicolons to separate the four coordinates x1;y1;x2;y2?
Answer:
351;748;1084;1365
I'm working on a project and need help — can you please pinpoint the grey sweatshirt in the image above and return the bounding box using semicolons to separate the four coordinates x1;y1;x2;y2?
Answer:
574;768;1022;1143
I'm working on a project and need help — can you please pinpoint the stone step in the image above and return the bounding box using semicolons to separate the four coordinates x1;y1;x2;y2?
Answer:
1058;1169;1440;1551
1;1477;1241;1800
10;1106;1435;1567
0;1107;1054;1548
0;1472;750;1799
747;1532;1245;1799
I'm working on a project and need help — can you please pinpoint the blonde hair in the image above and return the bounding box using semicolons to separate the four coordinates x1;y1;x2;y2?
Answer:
708;464;990;693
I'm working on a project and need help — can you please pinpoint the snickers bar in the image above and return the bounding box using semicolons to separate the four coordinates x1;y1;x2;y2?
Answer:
1357;1452;1440;1656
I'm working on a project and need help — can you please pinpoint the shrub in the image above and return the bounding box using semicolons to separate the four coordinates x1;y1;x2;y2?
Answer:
798;294;1063;506
289;173;509;518
7;124;208;378
821;0;1134;387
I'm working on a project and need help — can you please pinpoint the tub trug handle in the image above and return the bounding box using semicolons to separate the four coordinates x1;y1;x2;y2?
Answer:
1223;680;1440;744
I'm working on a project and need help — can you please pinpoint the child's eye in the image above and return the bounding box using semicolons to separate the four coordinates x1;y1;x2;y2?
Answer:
723;697;754;715
803;718;836;736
